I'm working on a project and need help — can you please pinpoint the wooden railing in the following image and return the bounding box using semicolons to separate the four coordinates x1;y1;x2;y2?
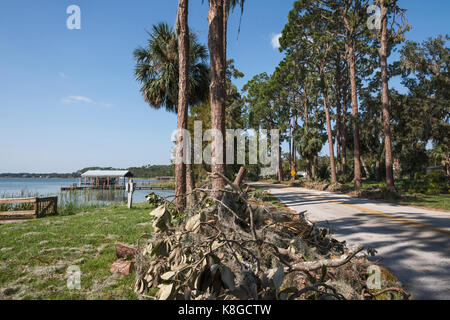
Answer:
0;197;58;222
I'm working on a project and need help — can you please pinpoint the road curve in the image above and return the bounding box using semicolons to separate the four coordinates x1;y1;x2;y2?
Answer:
252;183;450;300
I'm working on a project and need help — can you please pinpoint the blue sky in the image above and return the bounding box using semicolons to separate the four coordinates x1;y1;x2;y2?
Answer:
0;0;448;173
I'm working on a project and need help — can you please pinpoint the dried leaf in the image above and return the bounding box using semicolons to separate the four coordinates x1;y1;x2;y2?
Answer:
185;214;202;232
195;267;212;292
150;206;171;232
220;266;236;291
157;283;174;300
161;271;176;281
267;266;284;290
149;205;166;218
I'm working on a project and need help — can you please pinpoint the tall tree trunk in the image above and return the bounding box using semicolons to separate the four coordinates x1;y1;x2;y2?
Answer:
222;0;230;172
335;57;343;173
336;112;342;173
289;117;293;177
186;145;196;208
342;88;348;174
208;0;226;193
175;0;190;210
294;115;298;168
290;114;297;181
306;158;311;181
375;159;381;181
277;145;283;182
223;0;229;61
303;96;311;181
379;2;395;190
312;155;318;180
347;41;362;189
323;89;338;184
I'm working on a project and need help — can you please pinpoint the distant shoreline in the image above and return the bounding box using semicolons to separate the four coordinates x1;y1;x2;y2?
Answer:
0;175;77;179
0;165;174;180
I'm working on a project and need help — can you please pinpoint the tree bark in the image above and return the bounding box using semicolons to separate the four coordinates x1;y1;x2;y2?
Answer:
347;41;362;189
289;116;293;177
208;0;226;194
335;57;343;173
341;87;348;174
379;1;395;190
186;162;196;208
312;155;318;180
375;159;381;181
323;90;338;184
277;145;283;182
222;0;230;171
175;0;190;210
303;95;312;181
223;0;229;62
290;114;297;181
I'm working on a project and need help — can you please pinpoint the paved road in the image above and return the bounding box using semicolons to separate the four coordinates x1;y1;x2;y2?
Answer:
253;183;450;300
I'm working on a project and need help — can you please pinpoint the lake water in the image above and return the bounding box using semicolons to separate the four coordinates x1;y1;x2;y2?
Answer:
0;178;173;206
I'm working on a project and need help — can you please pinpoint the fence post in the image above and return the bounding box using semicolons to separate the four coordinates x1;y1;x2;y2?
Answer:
34;198;38;217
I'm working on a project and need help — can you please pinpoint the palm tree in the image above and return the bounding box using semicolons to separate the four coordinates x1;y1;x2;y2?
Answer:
134;22;209;208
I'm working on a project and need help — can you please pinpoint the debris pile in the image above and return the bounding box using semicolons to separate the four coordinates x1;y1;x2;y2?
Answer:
146;192;167;207
135;173;408;300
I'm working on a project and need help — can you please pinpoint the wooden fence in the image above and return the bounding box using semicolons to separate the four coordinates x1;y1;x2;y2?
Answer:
0;197;58;223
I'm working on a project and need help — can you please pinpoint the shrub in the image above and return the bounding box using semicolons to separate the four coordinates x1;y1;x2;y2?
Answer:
403;172;449;195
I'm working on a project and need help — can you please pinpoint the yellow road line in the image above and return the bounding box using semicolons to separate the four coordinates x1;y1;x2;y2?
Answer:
295;191;450;238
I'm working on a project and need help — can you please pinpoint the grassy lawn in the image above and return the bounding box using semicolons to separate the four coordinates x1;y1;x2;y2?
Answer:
249;188;290;209
398;193;450;210
342;181;449;211
0;203;155;300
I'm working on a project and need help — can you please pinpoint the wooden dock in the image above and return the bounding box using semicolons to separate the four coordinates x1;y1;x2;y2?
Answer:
62;175;174;192
60;185;172;191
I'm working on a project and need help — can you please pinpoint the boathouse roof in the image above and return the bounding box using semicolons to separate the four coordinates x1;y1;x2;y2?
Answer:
81;170;134;178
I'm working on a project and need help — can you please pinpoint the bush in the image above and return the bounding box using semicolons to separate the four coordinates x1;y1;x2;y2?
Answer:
318;164;331;181
403;172;449;195
338;170;354;184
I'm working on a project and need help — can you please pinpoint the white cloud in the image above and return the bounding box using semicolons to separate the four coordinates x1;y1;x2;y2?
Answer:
62;96;94;104
61;95;112;108
271;33;282;49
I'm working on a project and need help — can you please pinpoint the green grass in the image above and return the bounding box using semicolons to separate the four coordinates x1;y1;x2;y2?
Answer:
0;203;156;300
150;181;175;190
250;188;287;209
342;181;449;211
1;190;117;215
398;193;450;210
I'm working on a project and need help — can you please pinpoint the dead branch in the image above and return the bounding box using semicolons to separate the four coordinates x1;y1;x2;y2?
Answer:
364;287;410;300
289;244;364;272
136;175;408;301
